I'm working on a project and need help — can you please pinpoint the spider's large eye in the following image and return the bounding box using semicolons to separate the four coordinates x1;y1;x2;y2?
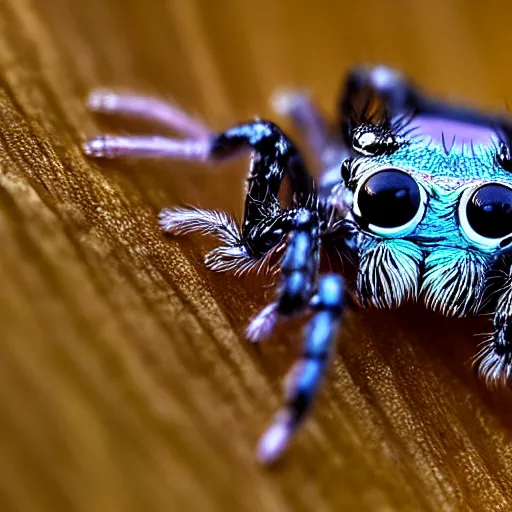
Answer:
459;183;512;250
353;169;427;236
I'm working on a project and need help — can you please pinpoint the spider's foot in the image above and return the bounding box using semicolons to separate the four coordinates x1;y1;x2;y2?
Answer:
158;207;239;239
256;410;295;465
83;135;117;158
256;357;325;465
87;89;121;113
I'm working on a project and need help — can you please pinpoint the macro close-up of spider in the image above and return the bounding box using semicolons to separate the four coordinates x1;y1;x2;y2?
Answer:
7;0;512;510
83;64;512;464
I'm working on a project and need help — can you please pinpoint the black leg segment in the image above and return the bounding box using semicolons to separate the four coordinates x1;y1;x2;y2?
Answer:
257;274;345;464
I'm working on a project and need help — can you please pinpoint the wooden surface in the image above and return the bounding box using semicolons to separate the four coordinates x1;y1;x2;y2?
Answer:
2;0;512;510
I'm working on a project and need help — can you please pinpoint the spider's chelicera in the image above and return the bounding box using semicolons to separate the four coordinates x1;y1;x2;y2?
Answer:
83;66;512;464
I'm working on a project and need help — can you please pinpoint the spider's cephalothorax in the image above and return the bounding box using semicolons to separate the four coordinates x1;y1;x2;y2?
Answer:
83;65;512;464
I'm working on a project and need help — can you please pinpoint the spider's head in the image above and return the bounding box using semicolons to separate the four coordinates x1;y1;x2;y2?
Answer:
342;101;512;316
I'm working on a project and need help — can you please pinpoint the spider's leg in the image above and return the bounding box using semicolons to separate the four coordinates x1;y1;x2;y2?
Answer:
84;91;212;159
209;122;316;228
339;64;505;142
339;65;419;126
83;135;211;160
86;90;211;139
245;207;320;341
85;111;318;280
154;121;318;281
272;91;343;169
474;281;512;384
257;274;345;464
157;121;322;339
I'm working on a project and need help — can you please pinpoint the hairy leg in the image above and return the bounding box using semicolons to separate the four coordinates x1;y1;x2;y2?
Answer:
475;280;512;383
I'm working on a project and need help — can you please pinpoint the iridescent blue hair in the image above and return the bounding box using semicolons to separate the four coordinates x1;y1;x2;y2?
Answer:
346;111;511;317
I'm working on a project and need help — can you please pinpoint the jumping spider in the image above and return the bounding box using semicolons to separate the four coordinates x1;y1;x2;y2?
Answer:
83;65;512;464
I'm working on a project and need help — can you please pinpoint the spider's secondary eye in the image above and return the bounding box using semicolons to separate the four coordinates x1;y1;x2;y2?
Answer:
355;169;422;229
461;184;512;248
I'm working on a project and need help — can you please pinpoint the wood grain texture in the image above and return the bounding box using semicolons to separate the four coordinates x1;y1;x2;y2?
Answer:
2;0;512;510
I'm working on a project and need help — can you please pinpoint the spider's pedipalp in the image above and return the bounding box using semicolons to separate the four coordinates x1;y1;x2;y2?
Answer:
159;206;275;276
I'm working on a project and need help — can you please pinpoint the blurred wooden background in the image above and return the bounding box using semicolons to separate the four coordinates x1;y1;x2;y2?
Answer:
2;0;512;510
